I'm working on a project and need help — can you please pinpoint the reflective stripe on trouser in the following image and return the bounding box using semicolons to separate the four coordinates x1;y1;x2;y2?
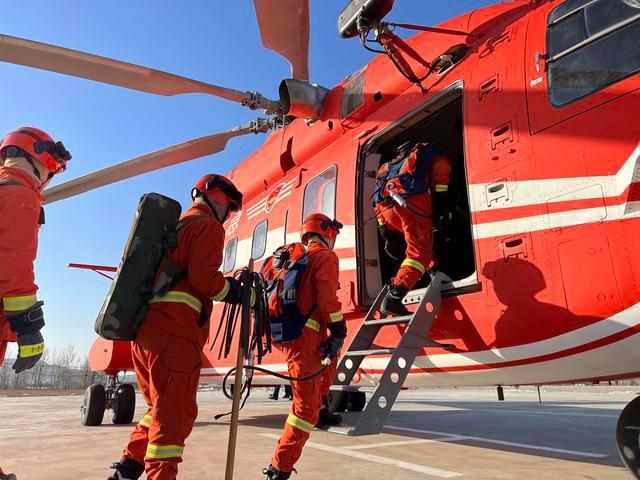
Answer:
2;294;37;312
376;194;434;290
149;291;202;313
123;316;201;480
272;327;323;472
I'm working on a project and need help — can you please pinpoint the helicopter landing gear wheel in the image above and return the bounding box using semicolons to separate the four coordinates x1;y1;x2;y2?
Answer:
112;383;136;424
81;384;106;426
617;395;640;479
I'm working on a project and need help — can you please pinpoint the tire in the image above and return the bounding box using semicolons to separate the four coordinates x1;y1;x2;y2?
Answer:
112;383;136;425
347;391;367;412
81;384;106;426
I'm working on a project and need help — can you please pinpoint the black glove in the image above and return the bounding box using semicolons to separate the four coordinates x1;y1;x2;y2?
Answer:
13;331;44;373
378;224;407;260
7;301;46;374
319;336;344;363
223;276;242;304
319;321;347;362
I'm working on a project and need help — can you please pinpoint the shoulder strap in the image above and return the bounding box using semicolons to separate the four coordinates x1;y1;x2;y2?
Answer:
152;215;210;296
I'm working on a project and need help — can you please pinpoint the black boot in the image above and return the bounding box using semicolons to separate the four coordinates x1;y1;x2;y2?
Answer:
0;473;16;480
107;458;144;480
316;396;342;428
380;284;410;316
263;464;292;479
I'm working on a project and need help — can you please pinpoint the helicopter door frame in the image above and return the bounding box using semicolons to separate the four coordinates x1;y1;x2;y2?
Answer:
356;80;480;306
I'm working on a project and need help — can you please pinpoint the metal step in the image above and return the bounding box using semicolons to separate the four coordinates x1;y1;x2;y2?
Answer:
363;315;412;327
345;348;395;357
329;385;364;392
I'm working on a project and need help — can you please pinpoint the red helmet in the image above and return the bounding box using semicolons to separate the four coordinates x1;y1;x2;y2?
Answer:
0;127;71;174
301;213;343;244
191;174;243;211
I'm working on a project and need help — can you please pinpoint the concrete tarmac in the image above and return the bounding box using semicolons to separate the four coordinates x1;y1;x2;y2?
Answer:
0;387;635;479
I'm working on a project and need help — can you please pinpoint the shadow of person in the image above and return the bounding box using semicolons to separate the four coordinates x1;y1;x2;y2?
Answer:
482;258;602;349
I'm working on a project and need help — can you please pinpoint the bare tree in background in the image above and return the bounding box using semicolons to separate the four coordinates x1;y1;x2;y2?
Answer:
54;345;79;389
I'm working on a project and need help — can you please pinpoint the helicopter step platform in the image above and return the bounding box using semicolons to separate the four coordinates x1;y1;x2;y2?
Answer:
326;272;452;436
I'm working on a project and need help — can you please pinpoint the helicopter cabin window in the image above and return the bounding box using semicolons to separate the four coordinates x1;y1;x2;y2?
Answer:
251;220;268;260
223;237;237;273
302;165;337;221
357;85;477;305
547;0;640;106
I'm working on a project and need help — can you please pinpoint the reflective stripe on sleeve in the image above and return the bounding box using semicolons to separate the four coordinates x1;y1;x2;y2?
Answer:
305;318;320;332
138;413;152;428
146;443;184;459
3;295;37;312
149;291;202;313
329;311;344;323
19;342;43;358
434;185;449;192
286;413;314;433
211;279;230;302
401;258;426;274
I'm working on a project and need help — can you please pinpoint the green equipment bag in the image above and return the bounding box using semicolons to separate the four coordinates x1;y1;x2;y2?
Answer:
94;193;182;341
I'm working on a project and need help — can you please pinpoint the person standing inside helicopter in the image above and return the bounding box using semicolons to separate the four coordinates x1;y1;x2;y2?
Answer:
107;174;244;480
0;127;72;480
372;141;453;316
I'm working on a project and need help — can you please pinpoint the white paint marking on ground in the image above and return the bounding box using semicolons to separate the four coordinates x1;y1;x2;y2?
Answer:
444;407;619;419
385;426;607;458
260;433;463;478
343;436;466;450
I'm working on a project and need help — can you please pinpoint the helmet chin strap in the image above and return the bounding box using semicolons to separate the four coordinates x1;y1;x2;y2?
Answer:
199;192;229;223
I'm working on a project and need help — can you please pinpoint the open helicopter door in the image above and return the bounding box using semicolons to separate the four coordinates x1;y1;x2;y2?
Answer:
356;83;478;307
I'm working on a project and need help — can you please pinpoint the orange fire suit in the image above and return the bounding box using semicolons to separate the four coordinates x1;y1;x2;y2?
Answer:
0;167;43;364
122;203;229;480
271;240;344;473
374;153;452;290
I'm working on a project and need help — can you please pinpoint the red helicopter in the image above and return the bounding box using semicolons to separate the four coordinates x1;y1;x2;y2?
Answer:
3;0;640;475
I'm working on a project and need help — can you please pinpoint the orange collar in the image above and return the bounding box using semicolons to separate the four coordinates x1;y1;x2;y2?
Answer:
0;167;44;200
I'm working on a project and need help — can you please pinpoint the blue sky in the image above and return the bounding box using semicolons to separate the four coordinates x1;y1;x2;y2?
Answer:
0;0;495;357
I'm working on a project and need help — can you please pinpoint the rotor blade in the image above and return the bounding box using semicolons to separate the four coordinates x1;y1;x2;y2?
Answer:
254;0;310;81
43;120;271;204
0;34;279;113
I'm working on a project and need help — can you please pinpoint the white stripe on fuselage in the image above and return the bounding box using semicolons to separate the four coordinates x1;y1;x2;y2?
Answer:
201;301;640;384
469;142;640;212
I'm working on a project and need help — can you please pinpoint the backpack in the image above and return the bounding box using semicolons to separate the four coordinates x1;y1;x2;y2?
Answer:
260;243;316;343
94;193;193;341
371;142;437;206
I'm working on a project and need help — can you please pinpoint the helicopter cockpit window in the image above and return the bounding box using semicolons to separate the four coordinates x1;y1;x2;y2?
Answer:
302;165;337;221
251;220;268;260
223;237;237;273
547;0;640;106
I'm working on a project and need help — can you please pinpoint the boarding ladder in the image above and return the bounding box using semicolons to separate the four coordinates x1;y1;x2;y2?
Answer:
327;272;453;436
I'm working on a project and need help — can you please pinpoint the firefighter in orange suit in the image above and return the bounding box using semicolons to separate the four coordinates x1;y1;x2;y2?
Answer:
108;174;244;480
263;214;346;480
0;127;71;480
373;142;452;316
